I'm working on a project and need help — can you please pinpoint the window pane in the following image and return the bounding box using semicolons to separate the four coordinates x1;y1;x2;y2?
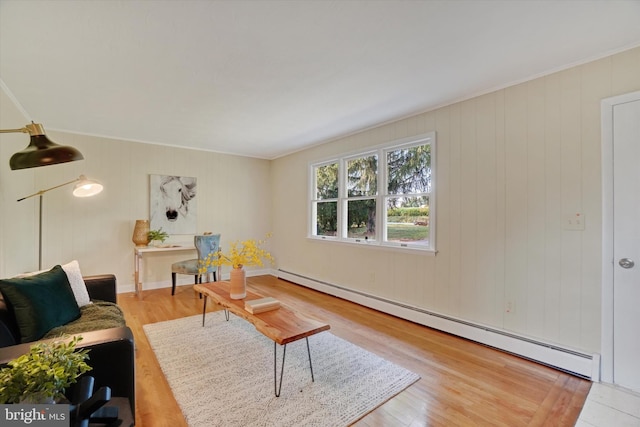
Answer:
387;144;431;195
315;163;338;200
347;199;376;239
386;196;429;245
347;155;377;197
315;201;337;236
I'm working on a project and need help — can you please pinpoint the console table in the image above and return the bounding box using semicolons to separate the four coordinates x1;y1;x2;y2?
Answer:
133;245;195;295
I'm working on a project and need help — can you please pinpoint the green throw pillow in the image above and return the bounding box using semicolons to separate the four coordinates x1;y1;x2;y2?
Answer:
0;265;81;342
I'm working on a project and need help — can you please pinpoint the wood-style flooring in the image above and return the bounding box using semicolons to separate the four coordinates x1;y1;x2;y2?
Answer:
117;275;591;426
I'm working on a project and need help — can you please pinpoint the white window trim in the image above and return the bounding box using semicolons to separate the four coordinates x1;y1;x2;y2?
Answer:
309;132;436;253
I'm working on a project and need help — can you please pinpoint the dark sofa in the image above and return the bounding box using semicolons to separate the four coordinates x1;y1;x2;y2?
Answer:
0;274;135;415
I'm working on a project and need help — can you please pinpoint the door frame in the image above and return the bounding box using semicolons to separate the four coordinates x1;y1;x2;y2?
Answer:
600;90;640;384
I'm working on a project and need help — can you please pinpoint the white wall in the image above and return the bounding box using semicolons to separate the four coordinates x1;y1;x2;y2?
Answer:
2;46;640;356
0;88;272;292
271;46;640;355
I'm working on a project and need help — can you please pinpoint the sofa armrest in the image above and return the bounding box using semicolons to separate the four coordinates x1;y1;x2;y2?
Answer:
0;327;135;416
84;274;117;303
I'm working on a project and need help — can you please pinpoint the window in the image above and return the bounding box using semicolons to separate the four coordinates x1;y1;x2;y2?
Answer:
346;153;377;240
312;162;338;237
384;143;431;247
310;132;435;252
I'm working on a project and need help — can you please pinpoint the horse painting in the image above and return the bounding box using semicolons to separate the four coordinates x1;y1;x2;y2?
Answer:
150;175;197;235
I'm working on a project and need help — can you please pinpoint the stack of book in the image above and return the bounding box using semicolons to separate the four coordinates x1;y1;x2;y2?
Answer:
244;297;280;314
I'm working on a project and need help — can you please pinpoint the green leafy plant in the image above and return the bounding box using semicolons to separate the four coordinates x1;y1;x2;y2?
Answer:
148;228;169;243
0;336;92;404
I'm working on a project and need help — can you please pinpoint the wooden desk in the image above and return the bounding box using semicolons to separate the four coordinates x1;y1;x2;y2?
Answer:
133;245;195;295
194;281;330;396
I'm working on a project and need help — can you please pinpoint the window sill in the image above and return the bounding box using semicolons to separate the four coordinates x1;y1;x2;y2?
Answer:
307;235;437;255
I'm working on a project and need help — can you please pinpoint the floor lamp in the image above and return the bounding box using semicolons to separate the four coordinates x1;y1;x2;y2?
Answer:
17;175;103;270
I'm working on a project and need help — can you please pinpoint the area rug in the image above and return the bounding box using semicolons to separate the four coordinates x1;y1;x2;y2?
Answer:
143;312;420;427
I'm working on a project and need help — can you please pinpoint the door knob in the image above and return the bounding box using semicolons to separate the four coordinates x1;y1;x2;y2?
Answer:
619;258;635;269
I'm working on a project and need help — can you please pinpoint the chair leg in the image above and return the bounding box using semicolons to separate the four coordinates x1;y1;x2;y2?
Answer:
171;272;177;296
195;275;203;299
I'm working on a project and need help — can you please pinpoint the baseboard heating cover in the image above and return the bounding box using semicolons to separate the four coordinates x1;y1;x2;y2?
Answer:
278;269;600;380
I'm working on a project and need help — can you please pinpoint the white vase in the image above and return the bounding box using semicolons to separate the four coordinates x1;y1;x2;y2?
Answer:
229;267;246;299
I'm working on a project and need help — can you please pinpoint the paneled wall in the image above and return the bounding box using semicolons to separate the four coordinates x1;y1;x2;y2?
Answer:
2;46;639;354
0;89;272;291
271;46;640;354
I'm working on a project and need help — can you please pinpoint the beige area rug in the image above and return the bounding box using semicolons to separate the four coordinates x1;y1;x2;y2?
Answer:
143;312;420;426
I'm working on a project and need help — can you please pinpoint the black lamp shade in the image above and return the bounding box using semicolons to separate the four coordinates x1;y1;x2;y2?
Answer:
9;134;84;170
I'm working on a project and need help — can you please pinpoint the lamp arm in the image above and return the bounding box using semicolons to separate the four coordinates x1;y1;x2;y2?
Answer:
1;123;46;136
0;127;29;134
16;177;80;202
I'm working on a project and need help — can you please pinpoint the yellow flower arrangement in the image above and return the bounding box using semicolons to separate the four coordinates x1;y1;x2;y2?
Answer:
200;234;274;271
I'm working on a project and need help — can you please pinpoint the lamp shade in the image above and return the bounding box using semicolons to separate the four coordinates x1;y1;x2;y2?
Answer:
4;123;84;170
72;175;103;197
9;134;84;170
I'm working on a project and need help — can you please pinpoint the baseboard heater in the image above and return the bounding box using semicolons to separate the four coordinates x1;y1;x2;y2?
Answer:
277;269;599;380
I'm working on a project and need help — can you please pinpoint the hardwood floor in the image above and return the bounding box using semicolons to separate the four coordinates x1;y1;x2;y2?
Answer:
117;275;591;426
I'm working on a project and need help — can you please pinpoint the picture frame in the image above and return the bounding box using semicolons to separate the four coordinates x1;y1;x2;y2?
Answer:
149;174;197;235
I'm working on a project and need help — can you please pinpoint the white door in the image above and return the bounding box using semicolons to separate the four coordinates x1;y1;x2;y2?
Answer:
613;98;640;392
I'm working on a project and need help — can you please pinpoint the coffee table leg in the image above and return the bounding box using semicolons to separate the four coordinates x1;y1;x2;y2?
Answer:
274;337;315;397
201;297;230;326
305;337;315;382
202;296;207;327
274;342;287;397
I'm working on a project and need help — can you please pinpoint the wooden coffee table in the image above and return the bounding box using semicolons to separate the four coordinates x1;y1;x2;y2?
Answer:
193;281;330;396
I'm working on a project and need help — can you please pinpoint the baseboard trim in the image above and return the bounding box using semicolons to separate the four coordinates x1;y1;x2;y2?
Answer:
118;268;273;294
277;269;599;380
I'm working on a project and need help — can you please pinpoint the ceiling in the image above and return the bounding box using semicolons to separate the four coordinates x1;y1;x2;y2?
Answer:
1;0;640;159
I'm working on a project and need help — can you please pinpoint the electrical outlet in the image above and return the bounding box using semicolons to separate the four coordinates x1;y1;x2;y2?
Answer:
505;301;514;313
564;212;585;231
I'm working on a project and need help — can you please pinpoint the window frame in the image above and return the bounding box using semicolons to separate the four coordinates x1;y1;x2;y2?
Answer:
310;159;340;239
309;132;436;253
343;150;379;242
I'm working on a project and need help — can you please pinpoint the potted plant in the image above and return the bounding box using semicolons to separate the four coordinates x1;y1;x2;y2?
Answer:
147;228;169;246
0;336;92;404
